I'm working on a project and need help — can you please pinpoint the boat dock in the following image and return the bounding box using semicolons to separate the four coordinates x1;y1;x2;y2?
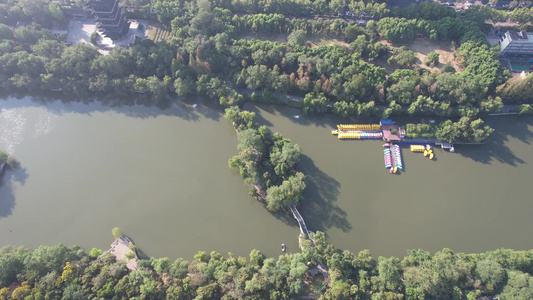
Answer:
108;236;138;271
332;124;383;140
331;119;455;174
391;144;403;171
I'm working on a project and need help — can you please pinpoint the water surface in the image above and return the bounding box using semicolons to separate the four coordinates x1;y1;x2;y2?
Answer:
1;96;532;260
250;104;533;257
0;97;299;259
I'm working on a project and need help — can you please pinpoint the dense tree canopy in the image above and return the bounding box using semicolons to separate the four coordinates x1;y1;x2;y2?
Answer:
1;240;533;299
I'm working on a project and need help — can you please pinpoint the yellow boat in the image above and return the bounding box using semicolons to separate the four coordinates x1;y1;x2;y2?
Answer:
423;150;428;156
337;124;381;131
426;144;431;150
429;153;434;160
411;145;425;152
393;167;398;173
331;130;338;135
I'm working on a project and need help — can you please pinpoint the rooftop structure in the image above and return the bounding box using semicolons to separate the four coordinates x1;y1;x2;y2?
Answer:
380;120;404;142
499;31;533;58
87;0;130;40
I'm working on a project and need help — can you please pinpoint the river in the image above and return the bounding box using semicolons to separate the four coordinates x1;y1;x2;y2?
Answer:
248;104;533;257
0;96;532;259
0;97;299;259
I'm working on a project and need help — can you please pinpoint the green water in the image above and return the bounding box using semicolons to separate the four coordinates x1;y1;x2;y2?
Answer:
1;96;532;259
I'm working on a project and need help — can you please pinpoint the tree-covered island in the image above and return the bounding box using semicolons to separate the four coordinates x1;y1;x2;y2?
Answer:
1;0;533;298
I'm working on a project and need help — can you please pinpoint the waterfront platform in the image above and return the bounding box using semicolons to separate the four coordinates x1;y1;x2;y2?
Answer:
108;236;138;270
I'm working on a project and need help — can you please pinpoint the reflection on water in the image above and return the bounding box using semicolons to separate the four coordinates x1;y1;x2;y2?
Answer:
0;108;28;154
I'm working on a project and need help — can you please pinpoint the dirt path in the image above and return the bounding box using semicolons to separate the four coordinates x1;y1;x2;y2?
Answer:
406;39;457;71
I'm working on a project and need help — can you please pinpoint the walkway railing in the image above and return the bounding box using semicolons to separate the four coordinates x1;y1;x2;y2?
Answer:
290;205;312;243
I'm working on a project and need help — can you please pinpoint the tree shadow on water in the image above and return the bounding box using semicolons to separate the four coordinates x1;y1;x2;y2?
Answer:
252;103;338;128
297;155;351;234
457;132;525;166
0;166;29;218
2;94;231;123
456;116;533;166
243;103;274;127
493;115;533;144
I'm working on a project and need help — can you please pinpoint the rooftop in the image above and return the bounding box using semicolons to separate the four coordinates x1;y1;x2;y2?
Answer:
382;124;403;142
508;31;531;40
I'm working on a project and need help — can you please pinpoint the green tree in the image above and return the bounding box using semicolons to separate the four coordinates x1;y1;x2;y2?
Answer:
343;25;364;43
112;227;122;239
0;250;24;287
382;101;402;118
302;92;329;114
475;259;506;292
194;251;208;263
509;7;533;24
517;104;533;115
90;32;99;45
265;172;305;212
250;249;264;267
408;95;436;116
287;29;307;46
377;257;402;291
0;24;13;39
427;51;439;66
11;281;31;299
270;140;301;178
388;47;417;68
89;248;103;258
498;270;533;299
333;101;358;117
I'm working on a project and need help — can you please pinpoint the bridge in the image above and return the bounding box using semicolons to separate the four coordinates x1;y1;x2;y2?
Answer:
290;204;314;247
289;204;329;285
